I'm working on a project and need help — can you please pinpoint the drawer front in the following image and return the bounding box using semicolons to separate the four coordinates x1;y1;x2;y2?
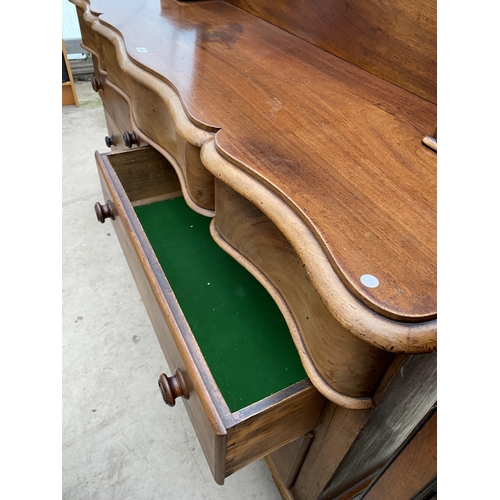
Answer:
85;53;135;153
94;147;325;484
87;61;141;153
101;84;139;152
95;148;227;483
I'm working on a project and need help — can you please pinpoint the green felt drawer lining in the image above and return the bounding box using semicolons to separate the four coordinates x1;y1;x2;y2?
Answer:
134;197;306;413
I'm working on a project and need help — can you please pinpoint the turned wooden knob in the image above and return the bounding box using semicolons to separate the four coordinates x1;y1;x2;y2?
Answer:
123;131;139;148
105;135;116;147
91;77;103;92
158;369;189;407
94;200;115;223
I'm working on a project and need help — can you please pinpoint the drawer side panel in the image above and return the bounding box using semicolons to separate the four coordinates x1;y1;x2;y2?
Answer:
95;151;228;484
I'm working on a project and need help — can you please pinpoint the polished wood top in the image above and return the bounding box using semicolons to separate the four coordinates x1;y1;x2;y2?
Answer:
226;0;437;104
85;0;436;323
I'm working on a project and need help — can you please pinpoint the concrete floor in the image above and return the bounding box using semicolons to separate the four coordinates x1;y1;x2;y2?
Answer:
62;81;283;500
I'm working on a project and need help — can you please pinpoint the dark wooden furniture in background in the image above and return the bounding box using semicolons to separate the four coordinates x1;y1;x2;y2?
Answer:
71;0;437;497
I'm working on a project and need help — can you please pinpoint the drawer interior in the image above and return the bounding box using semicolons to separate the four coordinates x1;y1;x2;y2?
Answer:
135;199;307;412
110;149;307;412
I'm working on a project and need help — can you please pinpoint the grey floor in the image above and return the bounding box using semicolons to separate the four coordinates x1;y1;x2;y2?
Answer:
62;81;283;500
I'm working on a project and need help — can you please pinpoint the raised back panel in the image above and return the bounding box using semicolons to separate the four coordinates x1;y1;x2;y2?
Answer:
225;0;436;103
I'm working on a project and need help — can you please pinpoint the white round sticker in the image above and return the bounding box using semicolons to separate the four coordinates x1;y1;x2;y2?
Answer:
360;274;379;288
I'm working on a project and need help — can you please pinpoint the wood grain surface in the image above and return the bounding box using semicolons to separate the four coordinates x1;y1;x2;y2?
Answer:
266;432;314;488
225;382;324;477
317;354;436;499
73;0;437;325
362;411;437;500
226;0;437;103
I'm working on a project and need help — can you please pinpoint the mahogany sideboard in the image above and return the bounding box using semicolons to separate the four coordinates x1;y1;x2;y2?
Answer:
71;0;437;498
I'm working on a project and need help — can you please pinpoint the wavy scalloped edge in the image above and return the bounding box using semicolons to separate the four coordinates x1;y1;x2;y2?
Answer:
210;220;375;409
104;79;216;218
77;7;216;216
75;0;436;406
76;0;436;355
201;138;436;355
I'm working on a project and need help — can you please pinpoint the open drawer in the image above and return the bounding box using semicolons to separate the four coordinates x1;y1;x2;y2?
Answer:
94;146;325;484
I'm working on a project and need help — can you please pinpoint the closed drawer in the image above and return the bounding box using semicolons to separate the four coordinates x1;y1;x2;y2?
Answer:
93;31;215;211
85;51;139;152
101;83;139;152
92;70;141;152
94;146;325;484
